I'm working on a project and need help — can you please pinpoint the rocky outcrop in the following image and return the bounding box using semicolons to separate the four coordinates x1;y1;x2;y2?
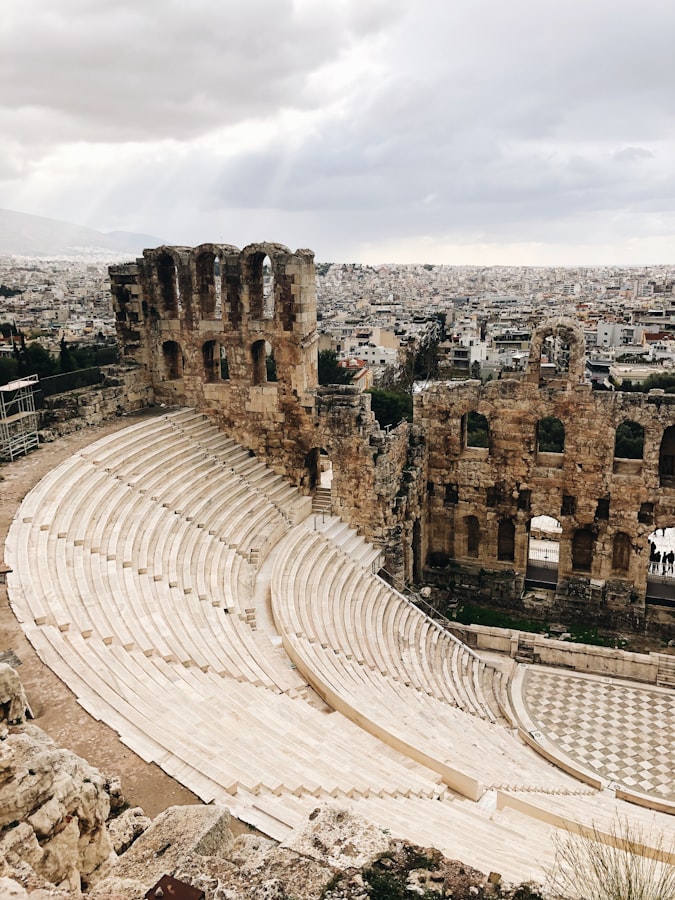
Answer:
0;669;546;898
0;725;114;894
0;663;30;726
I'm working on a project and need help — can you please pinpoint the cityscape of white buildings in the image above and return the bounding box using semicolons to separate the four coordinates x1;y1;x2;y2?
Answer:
2;255;675;387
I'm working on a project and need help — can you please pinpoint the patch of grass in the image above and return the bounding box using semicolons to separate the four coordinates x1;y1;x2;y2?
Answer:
454;603;630;648
363;868;407;900
566;626;627;648
454;602;547;633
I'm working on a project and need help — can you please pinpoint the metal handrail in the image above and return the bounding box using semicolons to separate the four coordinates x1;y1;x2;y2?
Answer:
377;567;480;659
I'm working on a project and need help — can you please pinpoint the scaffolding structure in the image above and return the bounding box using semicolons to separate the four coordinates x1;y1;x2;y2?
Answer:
0;374;39;462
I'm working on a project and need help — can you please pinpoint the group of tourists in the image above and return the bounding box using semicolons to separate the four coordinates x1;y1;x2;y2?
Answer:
649;540;675;576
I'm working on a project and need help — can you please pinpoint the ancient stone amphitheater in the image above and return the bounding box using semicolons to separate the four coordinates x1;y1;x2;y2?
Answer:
7;406;675;886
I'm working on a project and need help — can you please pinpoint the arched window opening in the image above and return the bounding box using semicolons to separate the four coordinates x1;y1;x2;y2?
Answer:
195;251;217;318
614;421;644;459
526;515;561;589
162;340;182;380
659;426;675;487
572;527;594;572
265;341;277;382
465;515;480;558
252;340;267;385
537;416;565;454
220;344;229;380
464;411;489;449
612;533;631;574
157;253;180;315
247;252;275;320
647;526;675;602
497;519;515;562
263;255;274;319
202;340;218;383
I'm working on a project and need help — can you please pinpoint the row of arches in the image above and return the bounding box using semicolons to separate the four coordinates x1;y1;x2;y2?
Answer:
143;244;296;330
464;412;570;453
161;339;277;386
457;514;633;577
462;413;675;478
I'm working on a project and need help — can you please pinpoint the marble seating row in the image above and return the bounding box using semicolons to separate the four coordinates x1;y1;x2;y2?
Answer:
271;525;593;800
10;407;675;883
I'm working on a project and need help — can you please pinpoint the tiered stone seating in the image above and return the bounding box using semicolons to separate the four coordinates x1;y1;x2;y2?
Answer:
271;525;599;800
7;406;675;886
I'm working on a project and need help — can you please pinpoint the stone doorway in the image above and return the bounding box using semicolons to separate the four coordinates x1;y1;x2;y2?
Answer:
647;527;675;607
526;515;561;589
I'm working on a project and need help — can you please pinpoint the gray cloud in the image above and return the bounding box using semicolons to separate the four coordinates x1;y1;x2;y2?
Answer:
2;0;675;261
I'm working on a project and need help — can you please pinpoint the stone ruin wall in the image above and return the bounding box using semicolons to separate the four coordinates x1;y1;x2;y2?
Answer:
36;366;153;442
111;248;675;630
417;317;675;630
109;243;423;583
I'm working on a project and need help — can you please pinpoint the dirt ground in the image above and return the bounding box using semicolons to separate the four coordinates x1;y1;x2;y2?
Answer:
0;409;205;819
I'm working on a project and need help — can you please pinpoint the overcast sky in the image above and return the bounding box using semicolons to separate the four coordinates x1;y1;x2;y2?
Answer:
2;0;675;264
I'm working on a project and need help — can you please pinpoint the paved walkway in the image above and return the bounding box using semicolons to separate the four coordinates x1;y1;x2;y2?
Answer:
521;667;675;800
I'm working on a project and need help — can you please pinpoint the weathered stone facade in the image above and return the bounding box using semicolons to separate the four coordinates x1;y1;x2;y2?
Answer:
418;317;675;629
110;244;423;582
36;367;153;442
110;248;675;629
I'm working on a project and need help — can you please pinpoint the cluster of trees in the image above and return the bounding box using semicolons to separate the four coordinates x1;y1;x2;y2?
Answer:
317;321;446;430
618;372;675;393
537;416;565;453
614;420;644;459
317;349;415;429
0;328;117;386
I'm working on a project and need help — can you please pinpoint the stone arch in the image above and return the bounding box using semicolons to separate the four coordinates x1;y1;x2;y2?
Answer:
202;339;219;383
464;515;480;558
155;250;182;316
614;420;644;460
251;339;267;385
536;416;565;453
526;514;561;588
463;411;489;449
162;340;183;380
572;526;594;572
659;425;675;487
497;518;515;562
525;317;586;385
240;243;294;329
612;532;631;573
193;247;218;319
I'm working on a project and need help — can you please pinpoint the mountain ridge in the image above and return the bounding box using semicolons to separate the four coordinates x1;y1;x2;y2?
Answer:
0;208;167;258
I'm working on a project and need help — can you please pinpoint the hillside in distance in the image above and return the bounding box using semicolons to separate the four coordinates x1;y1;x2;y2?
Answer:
0;208;165;258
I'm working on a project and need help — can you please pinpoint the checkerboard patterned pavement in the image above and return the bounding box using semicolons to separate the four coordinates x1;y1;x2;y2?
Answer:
522;668;675;799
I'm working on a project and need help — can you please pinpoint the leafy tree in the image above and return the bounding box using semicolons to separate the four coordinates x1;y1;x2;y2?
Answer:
0;322;12;340
470;360;481;380
537;416;565;453
59;336;76;373
0;357;18;383
466;411;489;448
614;421;644;459
367;389;412;428
318;349;352;386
